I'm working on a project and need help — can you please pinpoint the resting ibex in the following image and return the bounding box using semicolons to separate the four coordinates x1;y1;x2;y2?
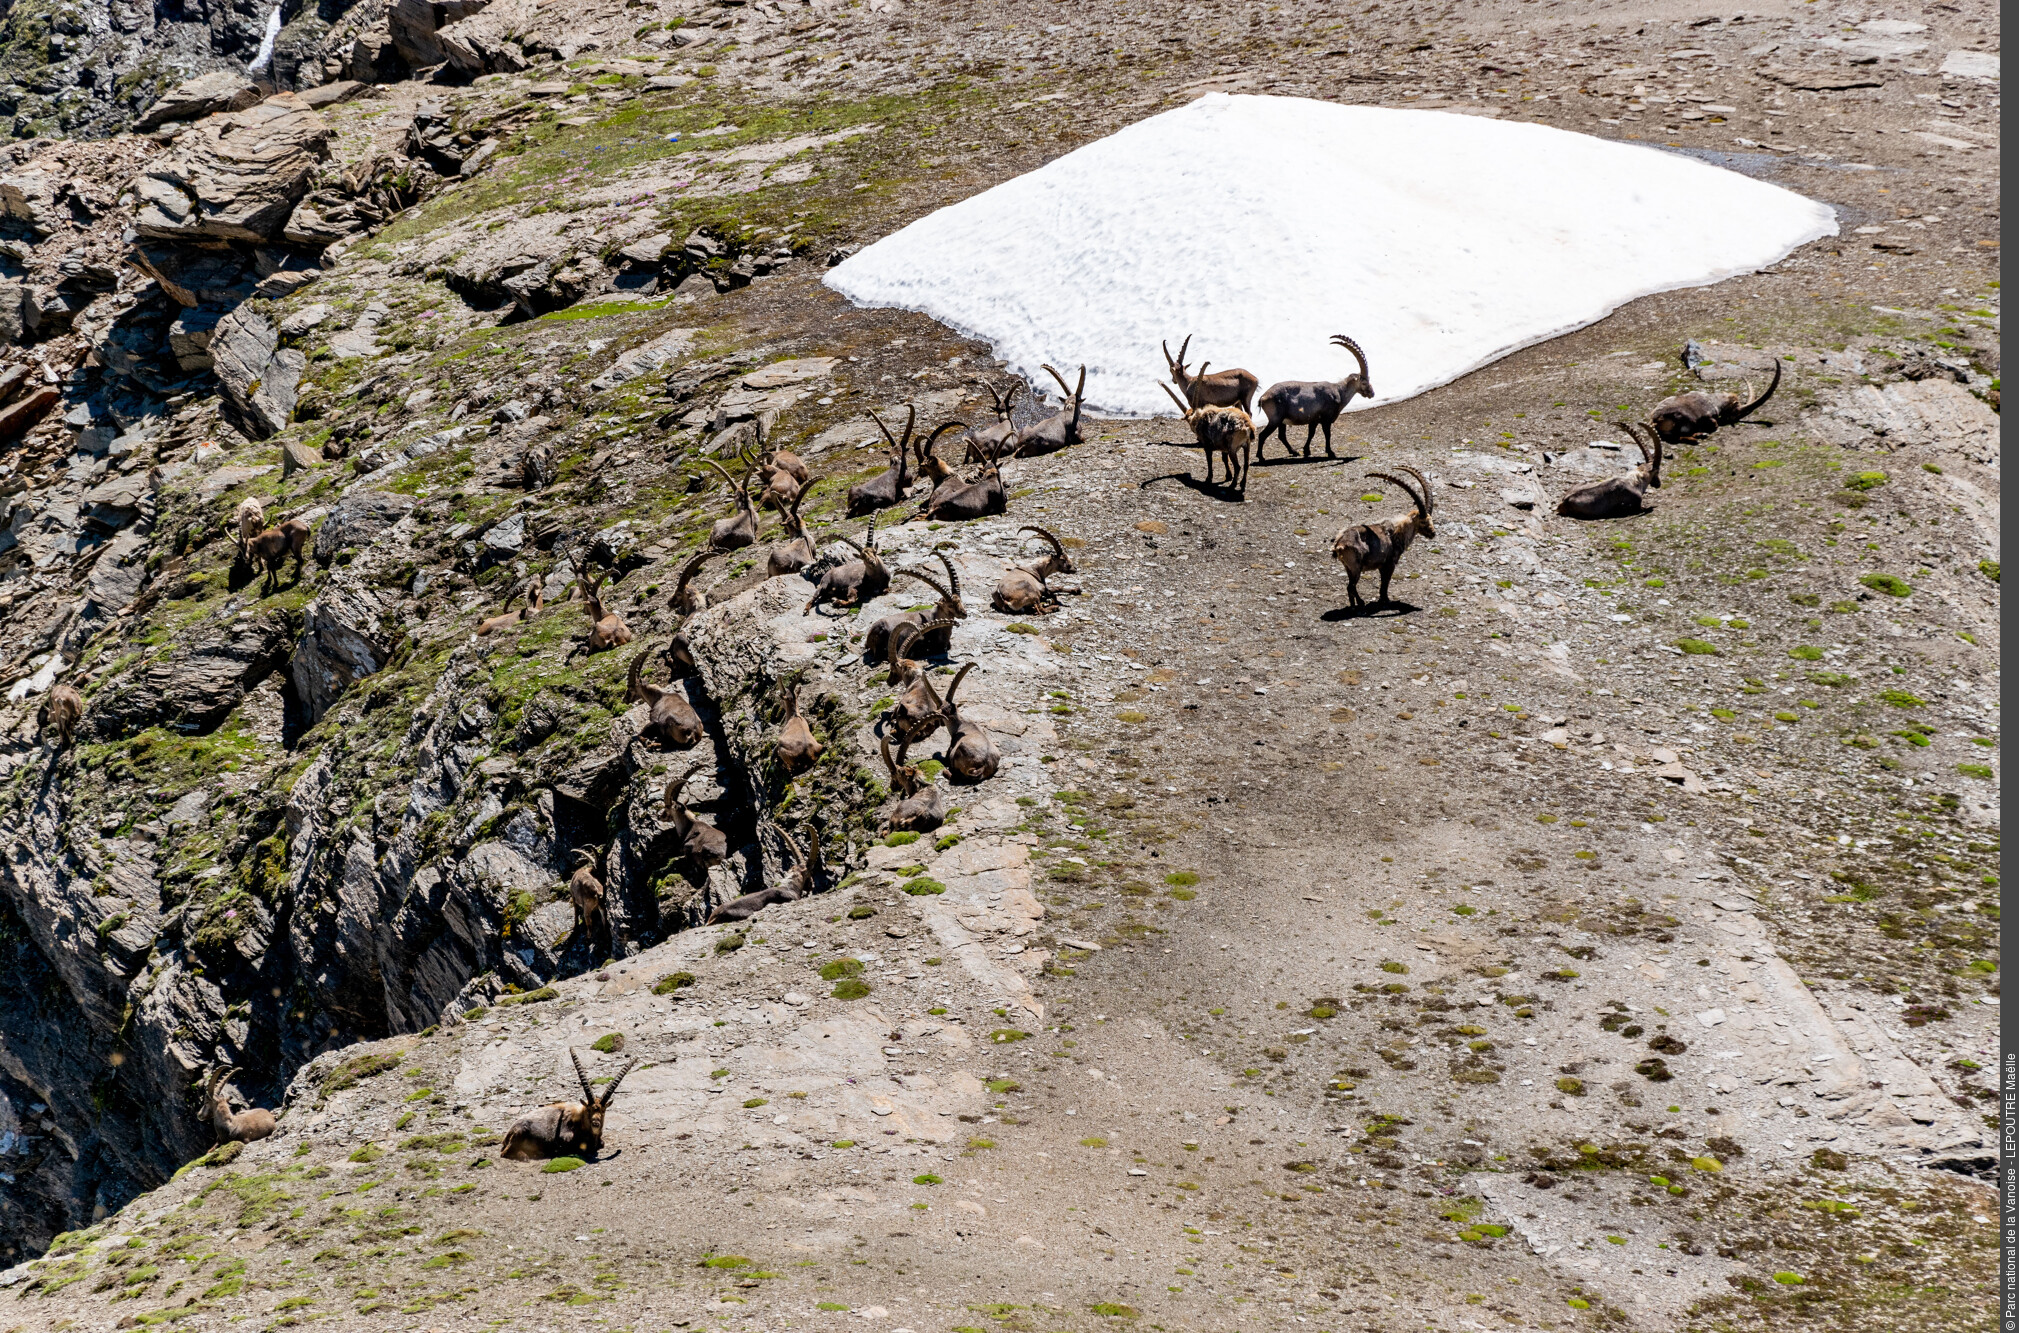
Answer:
1331;464;1434;609
919;450;1006;523
475;578;542;635
1164;335;1258;414
754;429;808;512
962;379;1023;464
246;517;312;594
568;849;608;950
662;763;728;865
939;662;1000;781
500;1049;637;1161
1650;356;1779;444
628;647;703;748
1558;422;1662;520
1255;334;1372;460
230;495;265;560
38;682;82;748
848;406;917;517
915;421;978;513
670;549;717;615
802;519;890;615
572;566;633;652
992;526;1074;614
203;1066;276;1144
1159;383;1254;494
709;823;823;923
776;676;823;773
766;482;819;578
883;620;958;746
879;735;945;833
866;552;965;662
703;456;761;552
1013;364;1085;457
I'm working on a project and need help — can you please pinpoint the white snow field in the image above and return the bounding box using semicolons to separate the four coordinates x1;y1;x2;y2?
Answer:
825;94;1838;418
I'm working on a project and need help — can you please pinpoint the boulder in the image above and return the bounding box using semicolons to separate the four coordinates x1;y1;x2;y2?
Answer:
389;0;493;69
404;102;464;175
0;279;33;344
134;71;262;132
0;385;59;441
313;490;414;564
166;304;227;372
346;29;410;84
127;243;257;308
298;80;374;110
0;172;60;235
88;612;296;739
130;93;333;244
280;441;322;477
291;571;397;723
211;305;304;440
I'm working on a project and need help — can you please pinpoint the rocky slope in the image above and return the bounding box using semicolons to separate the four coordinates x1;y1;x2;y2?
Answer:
0;0;2000;1327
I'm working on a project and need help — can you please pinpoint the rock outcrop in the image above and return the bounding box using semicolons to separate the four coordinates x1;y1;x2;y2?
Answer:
130;95;333;245
209;305;305;440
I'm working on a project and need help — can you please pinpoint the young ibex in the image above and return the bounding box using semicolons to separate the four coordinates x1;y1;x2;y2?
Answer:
992;526;1075;614
754;428;809;512
962;379;1024;463
703;456;761;552
38;681;83;748
802;519;890;615
879;735;945;834
203;1066;276;1144
865;552;965;663
567;848;608;951
230;495;265;560
628;647;703;748
1255;334;1372;460
572;566;634;652
918;450;1007;523
766;483;820;578
519;442;555;491
1330;464;1435;609
1557;421;1661;520
246;517;312;594
848;406;918;517
1650;356;1780;444
776;676;823;773
1158;382;1254;494
1013;364;1086;457
662;762;728;865
499;1049;637;1161
939;662;1000;781
882;620;957;746
670;549;718;616
475;578;543;635
709;823;823;923
1163;334;1258;414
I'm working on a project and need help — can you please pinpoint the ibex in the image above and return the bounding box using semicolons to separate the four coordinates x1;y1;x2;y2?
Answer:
766;483;820;578
203;1066;276;1144
802;519;890;615
246;517;312;594
939;662;1000;781
865;552;964;662
776;676;823;773
915;421;978;513
709;823;823;924
703;456;761;552
918;449;1006;523
670;549;717;615
662;763;728;865
572;567;633;652
1013;364;1085;457
962;379;1023;463
38;682;82;748
499;1049;637;1161
230;495;265;559
1255;334;1372;460
1158;382;1254;494
848;406;918;517
879;736;945;833
1557;421;1661;520
628;647;703;748
475;578;542;635
1163;334;1258;413
519;442;555;491
1330;464;1434;609
992;526;1075;614
882;620;958;746
754;430;809;512
567;848;608;950
1649;356;1779;444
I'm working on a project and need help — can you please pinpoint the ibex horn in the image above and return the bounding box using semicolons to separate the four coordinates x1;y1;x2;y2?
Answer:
868;408;901;453
1367;471;1426;518
1331;334;1370;381
935;549;963;604
600;1057;638;1106
1018;525;1066;558
1398;463;1433;516
570;1048;596;1103
944;661;976;710
897;567;955;605
1041;364;1075;403
1157;381;1191;415
1735;357;1781;419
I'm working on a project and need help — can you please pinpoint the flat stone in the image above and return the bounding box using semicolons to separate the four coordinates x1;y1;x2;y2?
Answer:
135;70;261;132
741;357;839;389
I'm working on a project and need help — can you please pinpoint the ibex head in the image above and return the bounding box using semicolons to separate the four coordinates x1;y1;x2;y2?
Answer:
1367;465;1434;539
1330;335;1372;403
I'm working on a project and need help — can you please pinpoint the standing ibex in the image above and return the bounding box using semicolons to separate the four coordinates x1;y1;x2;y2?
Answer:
230;496;265;560
709;824;824;923
203;1066;276;1144
962;380;1023;463
1330;464;1434;609
246;517;312;594
475;578;542;635
849;406;918;517
992;526;1075;614
571;565;633;652
802;519;890;615
500;1049;638;1161
662;763;728;866
670;549;717;615
519;442;555;491
879;736;945;833
567;849;608;952
628;648;703;748
939;662;1000;781
1650;356;1780;443
776;676;823;773
1013;365;1086;457
1255;334;1372;460
38;682;82;748
1557;422;1662;520
703;456;761;552
882;620;958;746
766;483;819;577
1163;335;1258;413
1158;383;1254;494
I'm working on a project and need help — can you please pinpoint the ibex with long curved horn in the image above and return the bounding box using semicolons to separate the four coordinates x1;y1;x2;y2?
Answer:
1164;334;1258;414
628;647;703;748
1558;421;1662;520
568;554;633;652
703;455;760;552
1649;356;1779;444
882;620;957;746
203;1067;275;1144
776;675;823;773
766;482;820;577
992;526;1075;614
1331;464;1434;609
919;447;1007;522
1159;382;1254;494
500;1049;638;1161
914;420;978;512
848;406;917;517
1255;334;1372;460
709;823;825;923
940;661;1000;781
879;735;946;834
476;577;543;635
1014;364;1086;457
962;379;1024;464
866;551;965;663
802;518;890;615
662;763;728;865
670;549;717;615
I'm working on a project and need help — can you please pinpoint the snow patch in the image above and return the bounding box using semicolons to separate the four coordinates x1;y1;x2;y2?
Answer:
827;94;1837;416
